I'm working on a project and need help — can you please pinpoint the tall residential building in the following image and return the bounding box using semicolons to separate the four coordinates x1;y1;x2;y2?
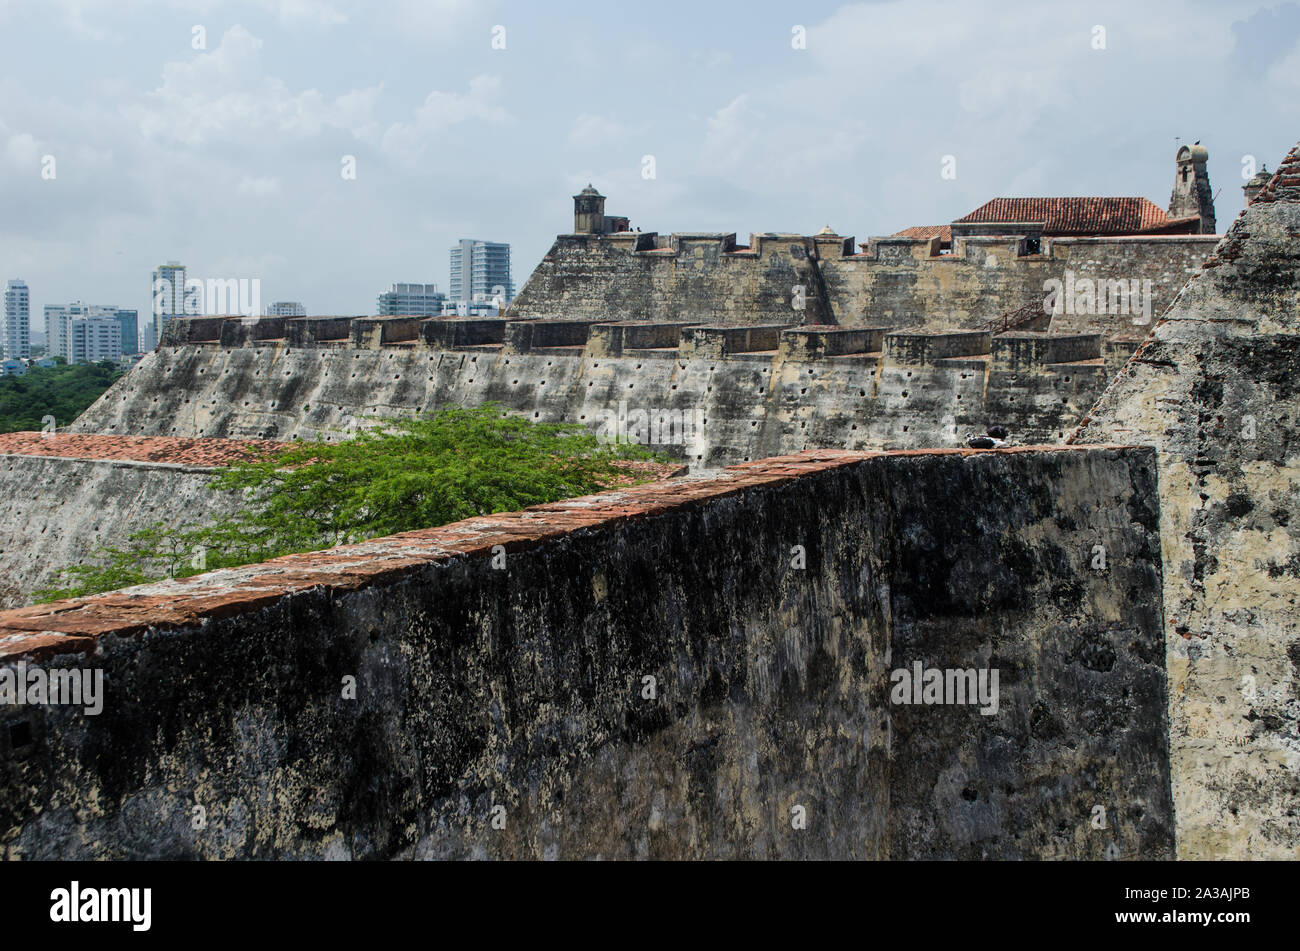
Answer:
3;280;30;360
67;316;122;364
376;282;446;316
43;302;129;362
151;261;187;334
449;240;513;304
44;301;88;360
265;301;307;317
140;319;159;351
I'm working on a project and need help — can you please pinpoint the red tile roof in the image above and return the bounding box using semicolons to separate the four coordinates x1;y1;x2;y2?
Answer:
892;225;952;242
954;197;1184;235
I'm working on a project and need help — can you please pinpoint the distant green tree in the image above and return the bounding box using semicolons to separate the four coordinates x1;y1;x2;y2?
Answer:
36;404;663;601
0;360;125;433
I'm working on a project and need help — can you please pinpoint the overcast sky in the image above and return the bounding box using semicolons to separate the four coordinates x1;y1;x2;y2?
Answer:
1;0;1297;323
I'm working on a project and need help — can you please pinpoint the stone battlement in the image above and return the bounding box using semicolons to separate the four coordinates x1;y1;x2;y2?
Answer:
156;315;1102;372
508;226;1217;333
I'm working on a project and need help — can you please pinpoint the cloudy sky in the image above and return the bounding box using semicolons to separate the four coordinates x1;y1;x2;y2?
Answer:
1;0;1297;325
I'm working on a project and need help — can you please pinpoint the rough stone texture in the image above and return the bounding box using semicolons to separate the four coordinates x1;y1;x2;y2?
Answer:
70;323;1110;464
0;432;283;466
0;453;249;608
0;447;1171;860
508;228;1216;335
1073;142;1300;859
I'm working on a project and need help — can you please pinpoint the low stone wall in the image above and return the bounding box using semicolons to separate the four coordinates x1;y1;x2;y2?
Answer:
0;446;1170;860
0;435;281;609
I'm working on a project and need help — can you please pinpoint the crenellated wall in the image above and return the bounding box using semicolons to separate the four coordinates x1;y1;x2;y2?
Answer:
506;228;1218;334
72;317;1112;464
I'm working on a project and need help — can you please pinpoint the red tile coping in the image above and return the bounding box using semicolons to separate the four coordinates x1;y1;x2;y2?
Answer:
0;432;290;467
0;433;684;487
0;445;1139;663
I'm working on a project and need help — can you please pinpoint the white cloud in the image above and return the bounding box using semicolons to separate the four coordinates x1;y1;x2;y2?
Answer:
568;113;627;147
380;75;509;163
701;94;760;169
237;175;281;197
126;25;381;147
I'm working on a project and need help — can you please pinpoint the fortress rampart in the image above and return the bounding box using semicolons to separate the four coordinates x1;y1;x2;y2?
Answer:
0;447;1171;859
70;316;1112;467
507;229;1218;334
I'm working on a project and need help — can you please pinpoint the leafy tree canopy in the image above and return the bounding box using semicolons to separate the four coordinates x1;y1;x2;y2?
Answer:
0;360;125;433
38;404;663;600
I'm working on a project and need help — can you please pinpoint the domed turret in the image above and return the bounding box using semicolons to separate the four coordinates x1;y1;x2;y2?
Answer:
1243;164;1270;206
573;184;607;234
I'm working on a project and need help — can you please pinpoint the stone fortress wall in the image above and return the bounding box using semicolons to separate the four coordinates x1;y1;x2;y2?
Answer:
3;139;1298;861
0;447;1171;860
70;313;1116;466
508;228;1218;334
1074;142;1300;860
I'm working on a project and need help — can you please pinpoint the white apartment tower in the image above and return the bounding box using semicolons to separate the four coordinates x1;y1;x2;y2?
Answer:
3;280;30;360
151;260;187;340
449;240;513;304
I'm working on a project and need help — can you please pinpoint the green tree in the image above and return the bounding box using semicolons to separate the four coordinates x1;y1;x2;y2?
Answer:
37;404;663;600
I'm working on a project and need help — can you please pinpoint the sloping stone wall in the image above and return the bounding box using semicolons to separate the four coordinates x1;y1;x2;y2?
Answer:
1073;142;1300;859
0;446;1170;860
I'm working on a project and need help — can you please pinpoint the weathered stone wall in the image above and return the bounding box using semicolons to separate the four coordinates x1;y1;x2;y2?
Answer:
71;320;1111;465
508;229;1217;334
1073;143;1300;860
0;447;1171;860
0;454;243;609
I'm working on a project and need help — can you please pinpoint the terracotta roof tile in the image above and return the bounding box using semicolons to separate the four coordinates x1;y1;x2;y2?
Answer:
892;225;952;242
954;197;1182;235
0;432;287;467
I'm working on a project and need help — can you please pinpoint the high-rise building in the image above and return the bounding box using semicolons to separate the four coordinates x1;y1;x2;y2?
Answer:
43;301;129;363
376;283;446;316
449;240;513;304
109;308;140;355
265;301;307;317
3;280;30;360
44;301;87;360
140;319;159;351
151;261;187;334
67;316;122;364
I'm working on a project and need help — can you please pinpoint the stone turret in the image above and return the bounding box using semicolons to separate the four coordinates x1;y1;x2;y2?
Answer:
1168;143;1216;234
574;184;606;234
1243;164;1270;206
